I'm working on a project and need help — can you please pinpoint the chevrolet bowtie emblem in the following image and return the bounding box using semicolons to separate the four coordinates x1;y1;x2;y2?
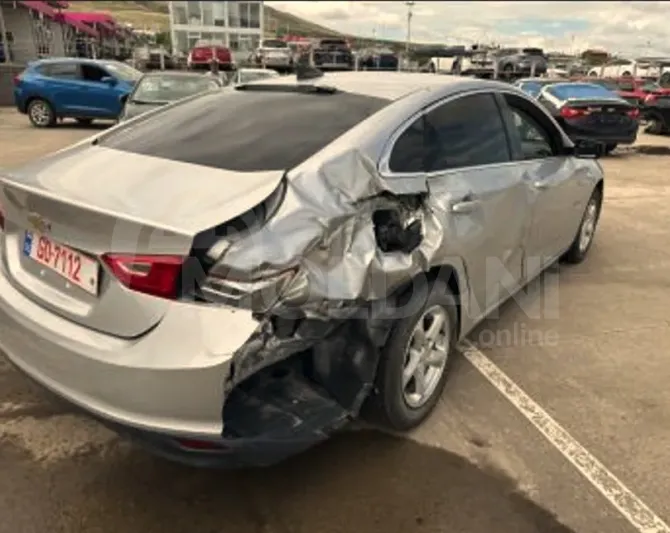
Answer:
27;212;52;233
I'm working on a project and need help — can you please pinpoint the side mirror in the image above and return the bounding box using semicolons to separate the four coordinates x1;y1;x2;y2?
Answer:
101;76;117;86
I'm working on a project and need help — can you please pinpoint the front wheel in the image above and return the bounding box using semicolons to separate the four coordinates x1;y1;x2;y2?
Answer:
364;279;458;431
562;188;602;264
27;98;56;128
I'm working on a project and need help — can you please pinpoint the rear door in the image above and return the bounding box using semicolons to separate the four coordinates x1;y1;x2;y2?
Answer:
38;62;82;114
386;92;529;316
498;92;587;275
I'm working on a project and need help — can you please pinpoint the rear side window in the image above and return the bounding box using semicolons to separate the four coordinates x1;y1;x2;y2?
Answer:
389;93;510;173
99;89;390;172
424;93;510;171
39;62;79;79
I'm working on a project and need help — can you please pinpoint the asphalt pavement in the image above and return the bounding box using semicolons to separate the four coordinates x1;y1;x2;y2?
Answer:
1;109;669;533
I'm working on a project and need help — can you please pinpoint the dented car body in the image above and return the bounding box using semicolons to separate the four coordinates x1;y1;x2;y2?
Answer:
0;72;604;467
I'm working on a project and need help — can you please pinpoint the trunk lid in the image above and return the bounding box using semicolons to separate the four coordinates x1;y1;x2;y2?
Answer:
0;144;284;338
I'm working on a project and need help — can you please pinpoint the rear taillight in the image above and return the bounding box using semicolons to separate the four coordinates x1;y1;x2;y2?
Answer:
627;107;640;119
560;107;586;119
101;254;185;300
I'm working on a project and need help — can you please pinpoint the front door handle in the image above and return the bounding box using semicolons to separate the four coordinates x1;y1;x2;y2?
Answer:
533;180;551;190
451;195;480;214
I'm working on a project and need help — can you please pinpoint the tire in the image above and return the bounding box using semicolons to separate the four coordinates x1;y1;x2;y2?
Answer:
27;98;56;128
604;143;617;154
644;113;666;135
561;187;602;264
364;279;458;431
76;118;93;126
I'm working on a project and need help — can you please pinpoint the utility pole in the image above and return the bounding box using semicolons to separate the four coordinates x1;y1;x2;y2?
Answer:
405;1;415;56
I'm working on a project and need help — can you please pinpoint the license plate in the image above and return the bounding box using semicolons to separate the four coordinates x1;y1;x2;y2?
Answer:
23;231;99;295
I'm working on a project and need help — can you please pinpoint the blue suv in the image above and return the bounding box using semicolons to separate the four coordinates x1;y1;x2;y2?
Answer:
14;58;142;127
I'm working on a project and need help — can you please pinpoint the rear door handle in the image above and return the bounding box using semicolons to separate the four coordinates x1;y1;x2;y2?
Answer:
451;195;480;214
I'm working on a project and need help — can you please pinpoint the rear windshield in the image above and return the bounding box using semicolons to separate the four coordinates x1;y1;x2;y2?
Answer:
545;83;619;100
99;89;390;172
519;81;544;97
132;75;220;103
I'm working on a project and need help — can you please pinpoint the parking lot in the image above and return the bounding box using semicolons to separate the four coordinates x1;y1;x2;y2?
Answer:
1;105;670;533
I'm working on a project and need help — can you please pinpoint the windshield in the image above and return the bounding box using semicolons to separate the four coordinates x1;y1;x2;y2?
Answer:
102;61;142;82
546;83;619;100
262;39;288;48
238;70;280;84
131;75;220;103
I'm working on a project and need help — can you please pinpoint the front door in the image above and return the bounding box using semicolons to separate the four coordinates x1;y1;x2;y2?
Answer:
498;93;588;279
384;92;530;320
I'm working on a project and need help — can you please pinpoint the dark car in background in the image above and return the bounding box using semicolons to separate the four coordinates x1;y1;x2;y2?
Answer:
537;82;639;154
13;58;141;127
493;47;548;78
358;48;399;71
310;38;354;71
642;92;670;134
118;71;223;122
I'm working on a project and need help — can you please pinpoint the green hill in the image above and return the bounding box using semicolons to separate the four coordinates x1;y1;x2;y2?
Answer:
65;1;430;52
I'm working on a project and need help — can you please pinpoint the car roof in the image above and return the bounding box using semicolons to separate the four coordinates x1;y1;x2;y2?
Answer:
242;71;519;101
31;57;113;66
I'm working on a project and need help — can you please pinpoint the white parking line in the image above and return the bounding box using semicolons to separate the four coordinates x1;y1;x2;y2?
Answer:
460;340;670;533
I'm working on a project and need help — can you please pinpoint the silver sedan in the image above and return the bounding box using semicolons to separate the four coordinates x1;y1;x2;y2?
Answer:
0;72;603;467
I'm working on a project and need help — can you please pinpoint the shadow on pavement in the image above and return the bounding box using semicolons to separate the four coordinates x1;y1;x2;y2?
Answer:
1;428;577;533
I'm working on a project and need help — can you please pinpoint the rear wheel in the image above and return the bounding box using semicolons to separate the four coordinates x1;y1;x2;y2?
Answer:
562;187;602;264
364;279;458;431
604;143;617;154
27;98;56;128
645;113;667;134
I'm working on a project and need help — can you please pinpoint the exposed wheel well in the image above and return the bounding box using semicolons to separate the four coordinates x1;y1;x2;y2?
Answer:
427;265;462;336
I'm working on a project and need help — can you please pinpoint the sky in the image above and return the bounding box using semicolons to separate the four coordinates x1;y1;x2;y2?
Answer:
265;1;670;56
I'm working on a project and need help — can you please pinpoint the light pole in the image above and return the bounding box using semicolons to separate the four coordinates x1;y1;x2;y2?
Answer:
405;1;415;56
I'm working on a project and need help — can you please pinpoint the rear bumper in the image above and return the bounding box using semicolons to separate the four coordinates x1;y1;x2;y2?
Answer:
0;252;256;439
561;121;639;146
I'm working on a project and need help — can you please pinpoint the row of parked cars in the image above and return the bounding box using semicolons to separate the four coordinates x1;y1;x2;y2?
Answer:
513;75;670;152
12;57;281;127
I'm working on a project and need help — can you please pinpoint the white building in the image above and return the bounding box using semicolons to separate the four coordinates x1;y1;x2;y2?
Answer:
168;1;263;60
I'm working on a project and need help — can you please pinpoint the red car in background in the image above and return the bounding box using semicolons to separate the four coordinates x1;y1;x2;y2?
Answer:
612;77;670;106
187;40;234;71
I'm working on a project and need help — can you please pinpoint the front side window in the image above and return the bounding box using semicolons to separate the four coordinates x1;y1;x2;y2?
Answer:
80;64;108;82
509;108;554;160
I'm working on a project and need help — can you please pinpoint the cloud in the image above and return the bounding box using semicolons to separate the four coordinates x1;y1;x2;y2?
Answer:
266;1;670;56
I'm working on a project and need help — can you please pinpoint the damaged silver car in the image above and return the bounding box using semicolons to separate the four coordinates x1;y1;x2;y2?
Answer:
0;71;604;467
